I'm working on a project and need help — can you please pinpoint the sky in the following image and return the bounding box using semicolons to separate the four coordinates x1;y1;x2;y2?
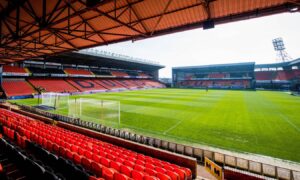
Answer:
95;13;300;78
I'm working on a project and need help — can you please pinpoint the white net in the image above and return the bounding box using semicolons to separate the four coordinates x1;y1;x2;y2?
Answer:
41;92;69;110
68;98;120;126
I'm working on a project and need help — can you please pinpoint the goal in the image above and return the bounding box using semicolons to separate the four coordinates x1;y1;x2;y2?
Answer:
40;92;69;110
68;98;120;126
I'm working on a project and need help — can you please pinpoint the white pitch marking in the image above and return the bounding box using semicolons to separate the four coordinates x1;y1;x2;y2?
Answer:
279;114;300;133
163;119;184;135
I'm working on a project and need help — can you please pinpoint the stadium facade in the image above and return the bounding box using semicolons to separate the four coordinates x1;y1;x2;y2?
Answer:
172;58;300;91
0;50;165;99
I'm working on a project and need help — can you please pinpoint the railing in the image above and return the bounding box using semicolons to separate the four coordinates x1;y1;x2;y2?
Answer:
16;104;300;180
78;48;161;66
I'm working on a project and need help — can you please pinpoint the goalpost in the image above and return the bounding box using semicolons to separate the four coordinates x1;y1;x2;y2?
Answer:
40;92;69;110
68;98;121;126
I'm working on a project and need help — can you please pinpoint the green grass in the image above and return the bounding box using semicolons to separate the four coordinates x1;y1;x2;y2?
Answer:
12;89;300;162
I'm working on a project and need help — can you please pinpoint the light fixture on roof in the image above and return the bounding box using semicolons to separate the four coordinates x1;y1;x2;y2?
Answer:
203;19;215;30
272;38;292;63
289;6;299;12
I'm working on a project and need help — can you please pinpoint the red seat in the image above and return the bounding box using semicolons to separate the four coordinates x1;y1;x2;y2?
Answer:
114;173;129;180
78;148;87;156
144;175;159;180
110;161;121;172
145;163;155;169
107;154;116;161
180;168;192;179
47;141;54;152
102;167;115;180
73;154;82;165
38;136;43;145
166;171;179;180
71;145;79;153
164;165;173;171
173;169;186;180
145;168;157;176
116;158;125;164
59;147;66;158
85;151;93;159
82;157;92;171
92;154;101;163
93;149;100;154
66;149;74;160
42;139;48;149
120;165;132;177
99;151;107;157
91;161;102;177
64;143;71;150
135;160;145;166
52;144;59;154
124;160;135;168
131;170;144;180
134;164;145;172
100;157;111;167
155;167;166;174
156;173;171;180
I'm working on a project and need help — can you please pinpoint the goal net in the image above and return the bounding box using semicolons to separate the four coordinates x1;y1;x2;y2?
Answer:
68;98;120;126
40;92;69;110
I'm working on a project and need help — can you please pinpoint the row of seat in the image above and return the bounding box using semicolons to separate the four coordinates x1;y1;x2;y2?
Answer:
2;80;36;98
28;79;79;93
2;65;151;78
1;78;165;98
0;109;192;180
255;70;300;81
0;135;66;180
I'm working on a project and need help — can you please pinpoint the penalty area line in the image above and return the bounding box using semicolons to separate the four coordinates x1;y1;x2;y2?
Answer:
279;114;300;133
163;119;184;135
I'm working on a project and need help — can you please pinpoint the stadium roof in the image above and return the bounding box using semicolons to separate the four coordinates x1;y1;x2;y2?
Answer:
0;0;299;63
255;58;300;68
27;50;164;71
173;62;255;72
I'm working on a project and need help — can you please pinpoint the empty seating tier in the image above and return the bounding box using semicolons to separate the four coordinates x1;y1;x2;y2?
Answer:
2;80;35;98
67;79;107;92
0;109;192;180
3;66;28;74
28;79;79;93
111;71;129;77
64;68;93;76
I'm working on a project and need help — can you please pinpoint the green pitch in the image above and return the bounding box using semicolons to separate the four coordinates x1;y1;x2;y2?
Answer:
12;89;300;162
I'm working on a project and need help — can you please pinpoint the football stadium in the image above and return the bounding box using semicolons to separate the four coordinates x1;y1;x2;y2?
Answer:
0;1;300;180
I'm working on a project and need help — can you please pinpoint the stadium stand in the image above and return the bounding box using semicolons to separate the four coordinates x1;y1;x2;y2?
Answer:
208;73;227;79
138;73;151;78
2;79;35;98
2;65;28;75
116;80;139;89
179;80;251;89
173;62;255;89
255;71;274;80
28;79;79;93
67;79;107;92
64;68;94;76
111;71;129;77
0;108;192;180
94;80;127;91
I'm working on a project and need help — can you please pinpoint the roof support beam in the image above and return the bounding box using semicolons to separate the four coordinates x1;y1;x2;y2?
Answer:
84;0;147;37
150;0;173;36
